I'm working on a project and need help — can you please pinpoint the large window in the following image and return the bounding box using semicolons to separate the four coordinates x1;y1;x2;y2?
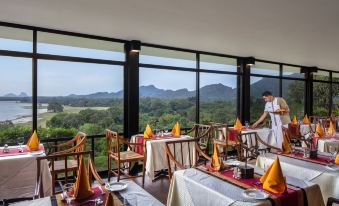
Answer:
282;80;305;118
200;73;237;124
251;62;280;76
0;56;32;143
140;46;196;68
200;55;237;72
313;82;330;116
250;76;279;123
139;67;196;130
37;32;124;61
0;26;32;52
333;83;339;115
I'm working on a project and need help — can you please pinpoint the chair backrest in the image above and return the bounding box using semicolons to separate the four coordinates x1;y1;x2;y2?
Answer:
186;124;211;139
35;150;93;197
287;123;301;138
164;139;198;180
209;123;227;141
51;132;87;155
236;132;259;161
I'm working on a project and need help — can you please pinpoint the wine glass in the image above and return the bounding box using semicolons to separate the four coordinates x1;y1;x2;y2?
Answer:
62;183;75;205
291;143;296;156
17;137;24;152
329;145;337;163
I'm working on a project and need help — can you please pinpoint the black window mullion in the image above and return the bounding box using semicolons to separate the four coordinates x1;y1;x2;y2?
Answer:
32;30;38;132
196;53;200;124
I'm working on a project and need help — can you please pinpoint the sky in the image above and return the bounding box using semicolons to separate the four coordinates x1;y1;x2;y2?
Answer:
0;37;300;96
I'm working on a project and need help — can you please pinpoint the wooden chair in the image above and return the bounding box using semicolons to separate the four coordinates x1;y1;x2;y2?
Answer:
164;138;199;180
48;132;87;155
287;123;312;148
185;124;211;152
236;132;280;161
35;150;93;197
106;130;146;185
327;197;339;206
209;123;229;160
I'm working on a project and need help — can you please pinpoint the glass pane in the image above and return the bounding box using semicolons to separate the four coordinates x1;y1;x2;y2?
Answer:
0;26;32;52
332;72;339;83
251;62;280;76
313;82;330;116
37;32;124;61
200;55;237;72
313;70;330;81
0;56;32;144
333;83;339;115
139;68;196;130
282;80;304;118
140;46;196;68
250;77;279;123
37;60;124;139
283;65;304;78
200;73;237;124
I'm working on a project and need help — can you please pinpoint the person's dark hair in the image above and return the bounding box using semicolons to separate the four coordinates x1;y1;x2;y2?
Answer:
262;91;272;97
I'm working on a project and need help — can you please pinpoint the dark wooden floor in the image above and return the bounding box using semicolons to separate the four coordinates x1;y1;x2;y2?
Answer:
133;176;170;205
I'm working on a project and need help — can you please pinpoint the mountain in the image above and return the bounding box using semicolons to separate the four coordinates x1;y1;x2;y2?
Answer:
200;83;236;100
18;92;28;97
3;93;16;97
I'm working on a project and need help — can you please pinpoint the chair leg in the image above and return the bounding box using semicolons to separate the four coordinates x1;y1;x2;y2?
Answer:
108;158;111;182
117;162;121;182
142;159;146;187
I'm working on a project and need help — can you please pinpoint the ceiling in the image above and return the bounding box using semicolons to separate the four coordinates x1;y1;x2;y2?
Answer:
0;0;338;71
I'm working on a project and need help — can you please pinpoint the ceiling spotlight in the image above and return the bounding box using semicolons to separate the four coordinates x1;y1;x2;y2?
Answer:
245;57;255;66
130;40;141;52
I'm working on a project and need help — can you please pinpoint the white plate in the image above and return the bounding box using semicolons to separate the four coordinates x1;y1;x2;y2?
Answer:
224;160;242;166
29;151;44;156
326;164;339;171
105;182;128;192
242;189;269;200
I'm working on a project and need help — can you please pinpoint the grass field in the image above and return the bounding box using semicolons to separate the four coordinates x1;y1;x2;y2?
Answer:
37;106;109;127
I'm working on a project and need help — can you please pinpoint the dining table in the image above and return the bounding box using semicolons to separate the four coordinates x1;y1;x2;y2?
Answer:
130;133;196;180
0;144;52;200
256;152;339;204
9;179;164;206
167;165;325;206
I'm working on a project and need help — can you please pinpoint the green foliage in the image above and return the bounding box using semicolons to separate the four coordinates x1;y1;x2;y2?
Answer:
47;101;64;112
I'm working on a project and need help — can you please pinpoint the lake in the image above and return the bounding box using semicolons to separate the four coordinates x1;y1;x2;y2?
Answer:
0;101;47;123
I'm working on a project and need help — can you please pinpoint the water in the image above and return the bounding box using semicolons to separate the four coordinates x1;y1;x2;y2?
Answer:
0;101;47;123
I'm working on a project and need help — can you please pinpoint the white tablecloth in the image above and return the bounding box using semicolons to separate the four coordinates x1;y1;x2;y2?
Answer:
167;168;324;206
241;128;277;149
256;153;339;204
10;179;164;206
317;138;339;152
0;145;52;199
130;134;195;180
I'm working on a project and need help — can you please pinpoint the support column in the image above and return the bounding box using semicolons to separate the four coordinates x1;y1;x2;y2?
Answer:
238;58;251;123
124;41;140;139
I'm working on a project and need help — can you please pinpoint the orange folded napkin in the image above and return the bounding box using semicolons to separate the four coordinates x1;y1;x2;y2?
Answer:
73;156;94;200
315;122;325;138
302;114;310;124
143;124;153;139
171;121;181;137
292;116;298;125
210;143;221;171
105;192;115;206
328;120;335;135
26;130;40;151
260;157;287;194
234;118;243;131
335;153;339;165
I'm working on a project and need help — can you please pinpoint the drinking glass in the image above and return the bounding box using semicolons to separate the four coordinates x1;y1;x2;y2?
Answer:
329;145;337;162
291;143;296;156
62;183;75;205
245;121;249;129
17;137;24;152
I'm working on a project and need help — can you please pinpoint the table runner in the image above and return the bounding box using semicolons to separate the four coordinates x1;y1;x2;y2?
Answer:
273;151;331;165
196;165;304;206
0;145;44;157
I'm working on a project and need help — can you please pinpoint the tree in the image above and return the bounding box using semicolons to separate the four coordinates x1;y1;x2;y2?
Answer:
47;101;64;112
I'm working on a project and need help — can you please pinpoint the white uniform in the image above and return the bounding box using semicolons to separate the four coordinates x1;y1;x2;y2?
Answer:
264;98;289;149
